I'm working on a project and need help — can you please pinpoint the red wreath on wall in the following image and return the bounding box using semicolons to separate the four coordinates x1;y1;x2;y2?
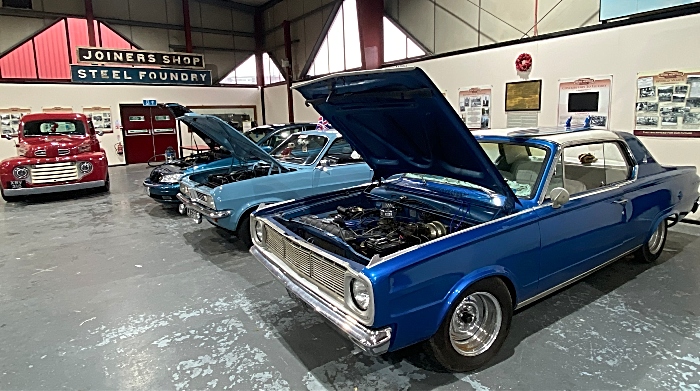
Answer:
516;53;533;72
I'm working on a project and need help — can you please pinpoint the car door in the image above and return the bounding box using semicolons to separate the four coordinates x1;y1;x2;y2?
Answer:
312;137;372;192
536;141;634;291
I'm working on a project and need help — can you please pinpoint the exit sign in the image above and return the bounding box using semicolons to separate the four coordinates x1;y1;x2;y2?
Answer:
143;99;157;106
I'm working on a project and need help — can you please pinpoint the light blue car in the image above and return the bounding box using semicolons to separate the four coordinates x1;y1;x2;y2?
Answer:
176;113;373;245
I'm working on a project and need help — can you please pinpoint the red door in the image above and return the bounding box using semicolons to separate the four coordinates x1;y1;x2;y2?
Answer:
120;105;179;164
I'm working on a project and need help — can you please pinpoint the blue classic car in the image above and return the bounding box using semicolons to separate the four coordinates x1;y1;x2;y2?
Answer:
144;108;316;203
176;115;373;246
248;68;700;371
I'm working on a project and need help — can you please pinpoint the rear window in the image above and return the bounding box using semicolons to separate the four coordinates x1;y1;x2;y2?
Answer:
23;120;86;136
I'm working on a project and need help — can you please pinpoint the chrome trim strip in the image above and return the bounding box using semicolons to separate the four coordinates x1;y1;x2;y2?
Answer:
250;245;391;355
4;180;104;195
515;246;641;310
176;193;231;219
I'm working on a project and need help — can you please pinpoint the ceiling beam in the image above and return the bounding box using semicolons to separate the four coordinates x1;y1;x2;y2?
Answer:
193;0;256;14
258;0;284;11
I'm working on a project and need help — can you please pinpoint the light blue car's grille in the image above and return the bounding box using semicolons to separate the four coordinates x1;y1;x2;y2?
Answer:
265;225;346;298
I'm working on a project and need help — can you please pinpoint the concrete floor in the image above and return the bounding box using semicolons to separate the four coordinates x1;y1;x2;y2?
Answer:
1;164;700;390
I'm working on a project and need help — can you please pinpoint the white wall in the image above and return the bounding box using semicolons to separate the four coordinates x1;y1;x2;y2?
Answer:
0;84;260;165
288;13;700;220
262;84;290;124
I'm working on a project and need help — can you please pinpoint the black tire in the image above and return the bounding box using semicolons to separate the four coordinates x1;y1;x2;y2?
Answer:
635;219;667;263
100;174;111;193
1;189;22;203
236;214;252;248
426;278;513;372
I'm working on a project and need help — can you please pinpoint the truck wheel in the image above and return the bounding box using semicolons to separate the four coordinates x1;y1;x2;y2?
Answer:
236;215;252;248
100;174;111;192
1;189;22;203
635;219;667;263
426;278;512;372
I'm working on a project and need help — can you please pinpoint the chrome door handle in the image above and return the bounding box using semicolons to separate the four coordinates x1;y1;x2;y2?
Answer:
613;199;628;205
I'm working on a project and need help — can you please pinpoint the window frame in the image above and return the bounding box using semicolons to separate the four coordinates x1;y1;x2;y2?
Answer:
319;136;365;166
478;140;552;200
543;140;637;202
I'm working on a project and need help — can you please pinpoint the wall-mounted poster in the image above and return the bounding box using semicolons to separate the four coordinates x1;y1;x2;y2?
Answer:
634;70;700;137
557;76;612;129
458;86;491;130
505;80;542;111
83;106;113;133
0;108;31;136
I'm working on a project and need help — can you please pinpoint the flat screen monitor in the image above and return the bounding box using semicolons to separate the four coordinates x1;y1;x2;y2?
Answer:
568;91;599;112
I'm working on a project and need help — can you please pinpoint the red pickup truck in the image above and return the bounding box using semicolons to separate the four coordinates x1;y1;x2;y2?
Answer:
1;113;109;202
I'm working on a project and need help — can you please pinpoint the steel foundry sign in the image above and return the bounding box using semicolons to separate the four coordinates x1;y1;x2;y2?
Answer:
77;47;205;68
70;65;212;86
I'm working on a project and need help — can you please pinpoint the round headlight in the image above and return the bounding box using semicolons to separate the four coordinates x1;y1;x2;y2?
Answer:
78;161;93;174
13;166;29;180
351;279;370;311
254;219;265;242
160;173;183;183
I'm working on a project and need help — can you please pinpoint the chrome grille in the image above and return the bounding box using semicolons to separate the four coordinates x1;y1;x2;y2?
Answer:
34;150;46;157
264;226;346;298
58;149;70;156
30;162;79;184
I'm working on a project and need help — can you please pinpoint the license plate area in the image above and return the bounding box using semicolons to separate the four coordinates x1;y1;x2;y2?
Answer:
9;181;24;189
187;208;202;224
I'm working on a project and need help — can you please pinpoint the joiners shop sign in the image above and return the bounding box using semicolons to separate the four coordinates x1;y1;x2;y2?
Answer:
70;65;212;86
77;47;205;69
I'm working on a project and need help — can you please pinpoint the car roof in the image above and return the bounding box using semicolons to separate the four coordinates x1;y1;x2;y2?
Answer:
474;128;622;145
21;112;88;122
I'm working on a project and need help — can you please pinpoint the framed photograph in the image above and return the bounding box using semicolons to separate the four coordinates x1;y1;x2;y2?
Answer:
505;80;542;111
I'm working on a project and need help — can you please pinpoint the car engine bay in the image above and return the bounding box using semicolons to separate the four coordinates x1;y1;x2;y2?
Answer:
205;162;293;187
290;198;472;258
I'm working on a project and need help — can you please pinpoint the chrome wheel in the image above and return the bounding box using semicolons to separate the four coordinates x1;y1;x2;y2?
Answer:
648;222;666;255
449;292;502;356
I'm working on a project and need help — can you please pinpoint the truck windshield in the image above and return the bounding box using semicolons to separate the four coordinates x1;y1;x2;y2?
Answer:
270;134;328;165
23;120;86;136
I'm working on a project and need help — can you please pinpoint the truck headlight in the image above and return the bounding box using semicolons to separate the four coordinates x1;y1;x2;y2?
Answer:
13;166;29;180
180;183;189;194
254;219;265;243
160;173;183;183
350;279;370;311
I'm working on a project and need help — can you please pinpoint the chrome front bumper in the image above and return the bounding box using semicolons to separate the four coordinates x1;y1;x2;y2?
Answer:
176;192;231;220
4;180;105;195
250;245;392;355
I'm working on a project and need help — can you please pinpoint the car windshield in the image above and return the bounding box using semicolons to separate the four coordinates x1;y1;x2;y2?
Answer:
478;141;548;199
270;134;328;165
244;126;275;143
23;120;86;136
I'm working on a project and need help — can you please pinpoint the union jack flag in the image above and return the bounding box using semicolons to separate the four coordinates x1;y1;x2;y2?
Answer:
316;116;330;130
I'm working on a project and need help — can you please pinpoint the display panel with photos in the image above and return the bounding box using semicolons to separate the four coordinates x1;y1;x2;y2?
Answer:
0;109;31;136
458;86;491;130
634;70;700;137
505;80;542;111
557;76;612;129
83;107;113;133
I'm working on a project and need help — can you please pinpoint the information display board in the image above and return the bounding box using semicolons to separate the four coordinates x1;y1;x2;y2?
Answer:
557;76;612;129
0;108;30;136
634;70;700;138
83;106;113;133
458;86;491;130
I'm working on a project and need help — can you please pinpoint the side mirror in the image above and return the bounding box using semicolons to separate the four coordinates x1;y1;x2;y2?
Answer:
1;134;12;140
96;130;104;136
550;187;570;209
318;159;331;168
261;145;272;153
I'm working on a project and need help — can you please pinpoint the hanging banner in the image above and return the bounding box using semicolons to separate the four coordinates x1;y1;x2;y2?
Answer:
634;70;700;137
70;65;212;86
557;76;612;129
77;47;205;69
458;86;491;130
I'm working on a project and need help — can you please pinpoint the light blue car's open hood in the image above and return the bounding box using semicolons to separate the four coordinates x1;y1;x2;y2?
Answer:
177;114;281;168
294;67;517;207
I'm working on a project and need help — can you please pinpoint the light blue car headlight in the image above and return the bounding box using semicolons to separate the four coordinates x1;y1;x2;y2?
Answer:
161;174;183;183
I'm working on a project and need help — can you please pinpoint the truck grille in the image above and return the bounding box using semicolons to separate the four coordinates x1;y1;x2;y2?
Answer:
30;162;79;184
265;226;346;298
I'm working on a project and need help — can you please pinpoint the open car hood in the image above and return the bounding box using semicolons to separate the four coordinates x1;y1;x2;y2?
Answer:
176;113;280;167
164;103;220;151
294;67;517;207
